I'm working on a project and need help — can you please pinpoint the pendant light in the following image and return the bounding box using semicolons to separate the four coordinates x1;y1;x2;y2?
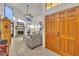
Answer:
26;4;33;18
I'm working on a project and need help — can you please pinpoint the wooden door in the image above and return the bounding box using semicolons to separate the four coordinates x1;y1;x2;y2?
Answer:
45;6;79;56
73;7;79;56
66;8;77;55
58;11;68;55
51;14;56;51
1;18;11;45
45;15;52;49
51;13;59;51
45;16;49;48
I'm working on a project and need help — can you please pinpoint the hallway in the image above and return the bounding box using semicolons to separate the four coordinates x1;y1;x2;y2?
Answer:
9;37;59;56
0;3;79;56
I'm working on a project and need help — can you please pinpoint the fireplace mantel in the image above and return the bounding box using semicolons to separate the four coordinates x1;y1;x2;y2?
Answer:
16;22;25;37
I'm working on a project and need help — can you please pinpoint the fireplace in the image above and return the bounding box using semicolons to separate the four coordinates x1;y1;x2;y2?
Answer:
18;31;24;35
16;30;24;37
16;22;25;37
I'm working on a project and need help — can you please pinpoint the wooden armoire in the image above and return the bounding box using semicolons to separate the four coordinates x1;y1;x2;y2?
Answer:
0;17;11;45
45;6;79;56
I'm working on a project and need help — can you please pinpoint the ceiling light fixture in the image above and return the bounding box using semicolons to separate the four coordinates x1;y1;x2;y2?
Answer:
26;4;33;20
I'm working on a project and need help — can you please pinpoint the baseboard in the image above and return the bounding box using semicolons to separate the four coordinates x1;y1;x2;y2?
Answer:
45;47;71;56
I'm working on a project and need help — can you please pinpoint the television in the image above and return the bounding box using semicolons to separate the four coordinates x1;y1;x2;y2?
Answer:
4;4;13;20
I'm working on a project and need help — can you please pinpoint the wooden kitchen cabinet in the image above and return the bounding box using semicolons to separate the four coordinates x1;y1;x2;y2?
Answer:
45;6;79;56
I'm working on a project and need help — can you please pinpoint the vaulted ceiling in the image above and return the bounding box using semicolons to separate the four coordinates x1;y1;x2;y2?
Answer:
7;3;43;17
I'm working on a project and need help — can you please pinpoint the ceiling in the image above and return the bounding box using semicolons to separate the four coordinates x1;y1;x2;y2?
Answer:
7;3;43;17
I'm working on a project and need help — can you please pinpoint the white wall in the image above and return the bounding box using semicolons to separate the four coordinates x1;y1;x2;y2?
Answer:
31;3;46;47
0;4;4;19
32;15;45;47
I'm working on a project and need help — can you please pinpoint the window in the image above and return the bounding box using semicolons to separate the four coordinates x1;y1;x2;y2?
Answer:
4;4;13;20
46;3;52;10
46;3;60;10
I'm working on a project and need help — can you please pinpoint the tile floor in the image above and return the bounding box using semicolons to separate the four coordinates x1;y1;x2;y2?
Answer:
9;37;59;56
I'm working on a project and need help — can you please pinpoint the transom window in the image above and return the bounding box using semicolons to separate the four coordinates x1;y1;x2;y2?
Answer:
46;3;60;10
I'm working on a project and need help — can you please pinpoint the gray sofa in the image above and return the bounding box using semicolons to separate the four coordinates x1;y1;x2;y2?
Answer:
26;32;42;49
